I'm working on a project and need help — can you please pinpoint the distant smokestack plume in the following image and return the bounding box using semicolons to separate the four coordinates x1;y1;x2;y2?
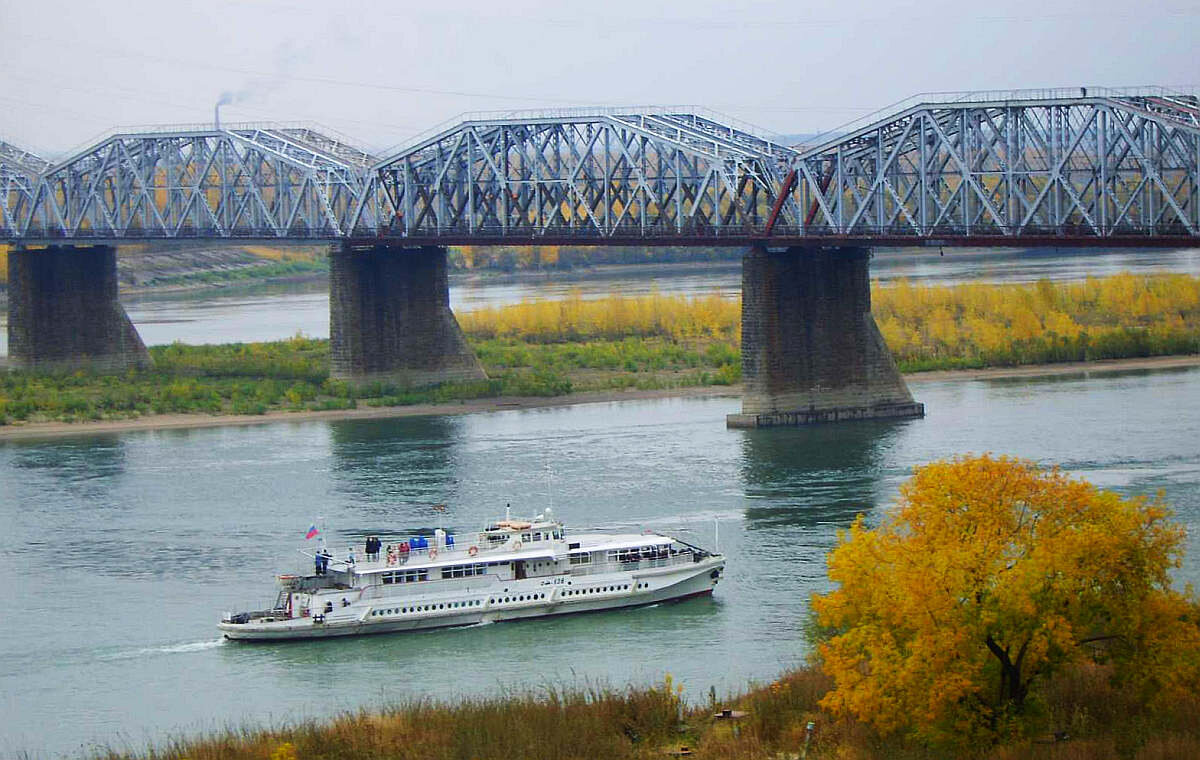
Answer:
215;92;234;130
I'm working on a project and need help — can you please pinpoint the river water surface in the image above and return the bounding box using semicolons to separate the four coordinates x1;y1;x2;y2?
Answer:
2;366;1199;758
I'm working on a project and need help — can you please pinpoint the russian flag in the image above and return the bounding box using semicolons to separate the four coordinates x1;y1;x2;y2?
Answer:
305;524;319;540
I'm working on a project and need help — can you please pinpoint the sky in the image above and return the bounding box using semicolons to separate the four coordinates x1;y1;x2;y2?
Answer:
1;0;1197;158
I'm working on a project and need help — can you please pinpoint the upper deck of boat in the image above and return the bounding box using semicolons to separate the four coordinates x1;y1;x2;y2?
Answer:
314;528;682;577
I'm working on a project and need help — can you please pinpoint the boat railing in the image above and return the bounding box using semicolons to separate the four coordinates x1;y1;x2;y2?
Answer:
350;555;699;599
356;573;505;600
568;553;698;577
322;540;548;571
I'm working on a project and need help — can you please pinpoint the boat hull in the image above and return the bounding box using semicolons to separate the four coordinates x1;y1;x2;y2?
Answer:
220;556;722;641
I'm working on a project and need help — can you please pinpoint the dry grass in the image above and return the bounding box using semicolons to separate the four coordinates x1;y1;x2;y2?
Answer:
874;273;1200;369
458;274;1200;371
459;291;739;343
241;245;327;263
88;664;1200;760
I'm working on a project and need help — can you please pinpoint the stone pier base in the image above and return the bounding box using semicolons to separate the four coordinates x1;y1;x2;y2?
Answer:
330;245;486;387
7;245;151;372
727;246;923;428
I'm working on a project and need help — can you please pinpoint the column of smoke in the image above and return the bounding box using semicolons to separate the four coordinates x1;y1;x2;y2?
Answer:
214;92;234;130
213;40;313;130
212;40;310;130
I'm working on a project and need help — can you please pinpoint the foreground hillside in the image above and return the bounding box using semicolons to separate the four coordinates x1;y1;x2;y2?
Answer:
88;658;1199;759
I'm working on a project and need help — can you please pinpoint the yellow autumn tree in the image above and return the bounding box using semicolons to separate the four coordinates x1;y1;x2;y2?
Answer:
812;454;1200;747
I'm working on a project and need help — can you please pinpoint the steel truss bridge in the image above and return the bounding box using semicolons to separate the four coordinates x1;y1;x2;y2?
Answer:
3;87;1199;247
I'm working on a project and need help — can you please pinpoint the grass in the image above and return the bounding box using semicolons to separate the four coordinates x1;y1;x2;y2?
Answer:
0;332;740;424
148;258;328;288
1;273;1197;425
86;663;1200;760
876;272;1200;370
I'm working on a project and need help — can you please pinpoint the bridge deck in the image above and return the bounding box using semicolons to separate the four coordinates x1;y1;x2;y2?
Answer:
3;88;1198;246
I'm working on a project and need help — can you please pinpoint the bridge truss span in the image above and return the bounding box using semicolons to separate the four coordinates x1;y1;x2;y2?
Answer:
2;90;1198;245
1;138;50;237
358;111;797;241
5;126;376;241
787;93;1200;241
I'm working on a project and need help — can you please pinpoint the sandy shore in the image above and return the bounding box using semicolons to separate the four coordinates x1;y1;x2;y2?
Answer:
1;354;1197;442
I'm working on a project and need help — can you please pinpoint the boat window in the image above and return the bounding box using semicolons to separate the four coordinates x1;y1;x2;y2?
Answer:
441;563;489;579
607;549;641;563
569;552;591;565
383;570;429;584
522;533;532;542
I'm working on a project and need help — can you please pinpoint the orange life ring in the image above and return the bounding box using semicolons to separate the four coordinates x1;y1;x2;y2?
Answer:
468;545;479;557
428;548;438;560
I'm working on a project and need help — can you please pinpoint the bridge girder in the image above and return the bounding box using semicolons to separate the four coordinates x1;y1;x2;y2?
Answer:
10;125;375;241
788;91;1200;239
356;110;796;240
4;90;1198;244
1;138;49;237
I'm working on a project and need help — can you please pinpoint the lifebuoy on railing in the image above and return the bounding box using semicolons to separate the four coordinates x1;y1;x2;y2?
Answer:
512;540;523;551
428;548;438;560
468;545;479;557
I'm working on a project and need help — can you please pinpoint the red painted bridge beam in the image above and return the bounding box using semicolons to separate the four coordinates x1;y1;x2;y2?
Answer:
763;170;797;237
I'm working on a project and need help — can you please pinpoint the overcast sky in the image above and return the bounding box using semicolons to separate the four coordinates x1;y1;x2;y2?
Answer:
1;0;1196;157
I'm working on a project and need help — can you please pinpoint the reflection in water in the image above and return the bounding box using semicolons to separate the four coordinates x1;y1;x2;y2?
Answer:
738;420;911;527
9;435;127;485
328;416;464;537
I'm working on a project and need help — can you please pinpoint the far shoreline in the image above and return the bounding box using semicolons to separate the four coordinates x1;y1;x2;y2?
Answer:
1;354;1196;442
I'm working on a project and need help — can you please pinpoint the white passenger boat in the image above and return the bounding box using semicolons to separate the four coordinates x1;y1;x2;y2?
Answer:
219;508;725;641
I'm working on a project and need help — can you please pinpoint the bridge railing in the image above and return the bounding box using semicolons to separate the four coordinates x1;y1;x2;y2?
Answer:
44;120;378;169
375;104;788;164
795;85;1200;151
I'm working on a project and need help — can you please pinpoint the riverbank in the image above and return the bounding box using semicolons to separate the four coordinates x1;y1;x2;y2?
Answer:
3;275;1197;436
3;354;1195;441
89;661;1200;760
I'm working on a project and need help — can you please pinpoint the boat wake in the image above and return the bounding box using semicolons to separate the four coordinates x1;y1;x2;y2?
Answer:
101;639;225;660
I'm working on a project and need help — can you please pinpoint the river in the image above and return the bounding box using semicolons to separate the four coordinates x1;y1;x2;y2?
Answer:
2;366;1198;758
1;246;1199;352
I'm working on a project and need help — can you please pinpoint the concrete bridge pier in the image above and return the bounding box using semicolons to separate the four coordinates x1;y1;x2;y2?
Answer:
330;244;486;387
6;245;152;372
727;245;924;428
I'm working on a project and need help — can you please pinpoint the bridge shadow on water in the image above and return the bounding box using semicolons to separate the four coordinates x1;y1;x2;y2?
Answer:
326;416;466;538
737;419;914;529
6;433;127;492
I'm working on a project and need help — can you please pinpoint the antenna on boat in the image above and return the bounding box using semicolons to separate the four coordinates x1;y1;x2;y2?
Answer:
714;517;719;553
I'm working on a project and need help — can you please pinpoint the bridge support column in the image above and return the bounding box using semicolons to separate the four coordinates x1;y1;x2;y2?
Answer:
330;244;486;387
727;246;924;428
7;245;151;372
